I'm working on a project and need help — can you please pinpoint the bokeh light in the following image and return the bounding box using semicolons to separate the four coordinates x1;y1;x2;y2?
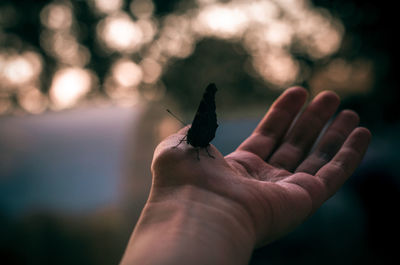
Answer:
130;0;155;19
104;79;140;108
140;57;162;84
43;31;91;66
111;58;143;87
253;49;299;87
18;86;48;114
97;12;143;53
40;2;73;30
195;4;249;39
191;0;344;88
136;18;157;44
0;0;371;115
310;58;374;96
3;55;36;85
49;67;93;109
91;0;123;14
0;51;43;89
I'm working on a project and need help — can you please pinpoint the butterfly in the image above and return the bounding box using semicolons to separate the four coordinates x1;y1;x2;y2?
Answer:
187;83;218;149
168;83;218;159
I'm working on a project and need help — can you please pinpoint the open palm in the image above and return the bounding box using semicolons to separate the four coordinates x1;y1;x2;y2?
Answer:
151;87;370;246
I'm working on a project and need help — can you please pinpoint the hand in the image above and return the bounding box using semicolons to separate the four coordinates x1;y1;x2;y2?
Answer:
121;87;371;265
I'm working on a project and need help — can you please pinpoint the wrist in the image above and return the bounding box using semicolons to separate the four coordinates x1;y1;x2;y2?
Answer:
121;185;256;265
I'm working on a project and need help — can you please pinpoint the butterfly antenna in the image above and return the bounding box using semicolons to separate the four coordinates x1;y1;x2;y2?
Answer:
166;109;187;126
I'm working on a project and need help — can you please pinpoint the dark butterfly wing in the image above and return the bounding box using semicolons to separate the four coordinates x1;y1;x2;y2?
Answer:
187;83;218;148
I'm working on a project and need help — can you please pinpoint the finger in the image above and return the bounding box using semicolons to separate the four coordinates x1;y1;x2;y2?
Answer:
295;110;359;174
268;91;340;171
316;127;371;198
177;125;190;135
237;87;308;159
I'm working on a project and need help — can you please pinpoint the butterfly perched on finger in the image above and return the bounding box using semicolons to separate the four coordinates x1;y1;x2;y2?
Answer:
167;83;218;159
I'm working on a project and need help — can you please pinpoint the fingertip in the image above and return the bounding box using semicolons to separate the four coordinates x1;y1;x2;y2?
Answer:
273;86;308;109
353;127;372;143
306;91;340;117
315;90;340;106
286;86;308;100
340;109;360;125
318;90;340;99
344;126;372;156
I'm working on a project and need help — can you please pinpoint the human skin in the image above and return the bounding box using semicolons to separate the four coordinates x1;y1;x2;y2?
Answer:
120;87;371;265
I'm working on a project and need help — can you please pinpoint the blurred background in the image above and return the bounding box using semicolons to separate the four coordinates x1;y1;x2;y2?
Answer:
0;0;398;264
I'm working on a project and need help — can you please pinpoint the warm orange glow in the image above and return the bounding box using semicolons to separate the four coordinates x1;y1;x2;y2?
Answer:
0;96;12;115
158;15;195;59
294;10;344;58
141;83;166;101
190;0;343;86
136;19;157;44
18;87;48;114
104;78;140;107
245;0;279;24
1;52;42;86
196;0;218;5
97;13;143;53
130;0;155;19
140;58;162;84
195;4;249;39
310;58;374;95
53;32;78;60
91;0;123;14
0;56;5;87
3;56;34;85
49;68;93;109
112;59;143;87
311;26;343;58
253;49;299;87
24;51;43;75
262;21;293;47
40;30;90;66
1;0;352;116
159;36;195;59
40;3;73;30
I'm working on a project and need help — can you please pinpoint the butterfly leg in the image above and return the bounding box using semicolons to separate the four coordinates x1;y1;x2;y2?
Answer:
196;148;200;160
205;145;215;159
173;135;187;148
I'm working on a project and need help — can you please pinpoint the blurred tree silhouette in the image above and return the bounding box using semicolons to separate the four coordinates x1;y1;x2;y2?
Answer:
312;0;398;126
163;38;278;115
2;0;394;122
